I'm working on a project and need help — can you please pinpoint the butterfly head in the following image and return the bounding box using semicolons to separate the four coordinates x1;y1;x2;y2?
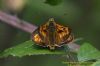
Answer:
47;18;55;27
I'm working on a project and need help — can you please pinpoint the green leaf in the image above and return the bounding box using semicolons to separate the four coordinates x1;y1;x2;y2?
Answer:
0;40;66;58
78;43;100;62
91;61;100;66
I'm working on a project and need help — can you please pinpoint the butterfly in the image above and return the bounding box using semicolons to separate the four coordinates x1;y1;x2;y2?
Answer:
31;18;74;50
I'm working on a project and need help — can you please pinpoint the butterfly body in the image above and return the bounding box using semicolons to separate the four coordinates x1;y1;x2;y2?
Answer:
32;18;73;50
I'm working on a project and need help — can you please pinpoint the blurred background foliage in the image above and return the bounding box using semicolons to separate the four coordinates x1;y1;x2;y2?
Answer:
0;0;100;66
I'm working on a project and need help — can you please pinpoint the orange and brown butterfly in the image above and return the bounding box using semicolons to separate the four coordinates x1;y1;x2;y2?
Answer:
31;18;74;50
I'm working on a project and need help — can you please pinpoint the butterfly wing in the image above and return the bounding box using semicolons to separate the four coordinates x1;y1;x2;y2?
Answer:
55;23;73;46
31;28;47;47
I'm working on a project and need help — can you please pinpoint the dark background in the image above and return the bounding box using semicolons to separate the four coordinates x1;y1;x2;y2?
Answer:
0;0;100;66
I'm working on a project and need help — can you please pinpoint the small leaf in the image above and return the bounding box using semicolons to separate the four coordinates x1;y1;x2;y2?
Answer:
78;43;100;62
0;40;65;58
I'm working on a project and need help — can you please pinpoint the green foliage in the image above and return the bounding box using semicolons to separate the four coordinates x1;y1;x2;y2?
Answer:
63;43;100;66
44;0;63;6
0;40;65;58
78;43;100;62
0;40;100;66
91;61;100;66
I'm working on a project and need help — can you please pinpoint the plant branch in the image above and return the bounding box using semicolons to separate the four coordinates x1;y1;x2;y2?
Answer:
0;10;37;34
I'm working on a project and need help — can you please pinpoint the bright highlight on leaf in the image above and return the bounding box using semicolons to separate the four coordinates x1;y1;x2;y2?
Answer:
0;40;65;58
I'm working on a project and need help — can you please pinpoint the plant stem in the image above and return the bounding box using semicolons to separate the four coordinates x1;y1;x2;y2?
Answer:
0;10;37;34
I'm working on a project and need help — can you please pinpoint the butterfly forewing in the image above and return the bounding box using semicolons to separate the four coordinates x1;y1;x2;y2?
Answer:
55;23;71;44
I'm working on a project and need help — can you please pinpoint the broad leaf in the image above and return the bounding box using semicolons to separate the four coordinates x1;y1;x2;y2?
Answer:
78;43;100;62
0;40;66;58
